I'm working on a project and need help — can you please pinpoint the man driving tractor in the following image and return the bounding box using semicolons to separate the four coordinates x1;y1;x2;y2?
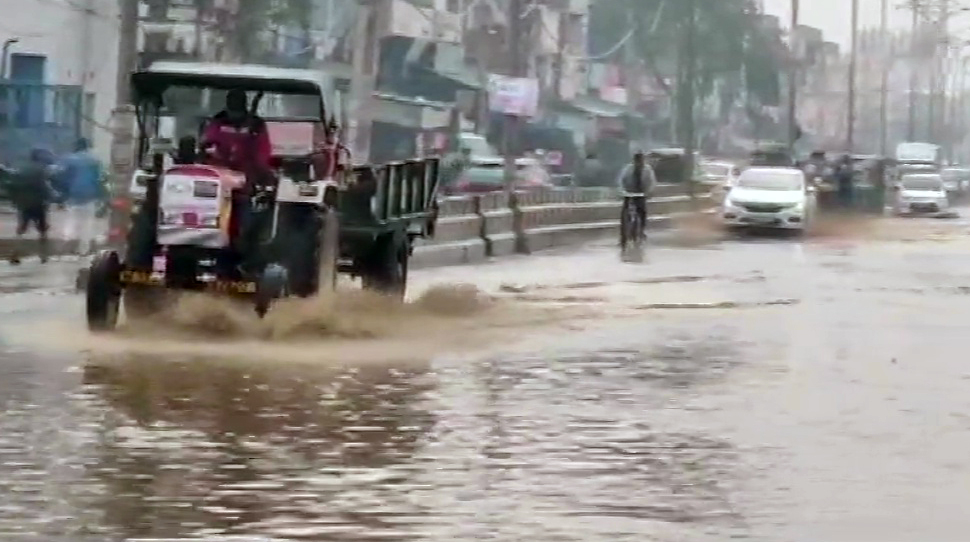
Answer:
201;89;272;171
198;89;275;274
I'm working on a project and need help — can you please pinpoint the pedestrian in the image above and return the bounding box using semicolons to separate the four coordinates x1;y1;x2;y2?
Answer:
836;154;855;211
57;138;106;257
6;148;56;264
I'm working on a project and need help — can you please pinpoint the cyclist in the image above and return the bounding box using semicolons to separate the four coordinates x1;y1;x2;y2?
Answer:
617;151;656;248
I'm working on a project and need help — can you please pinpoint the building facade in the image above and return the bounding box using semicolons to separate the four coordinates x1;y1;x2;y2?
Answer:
0;0;119;162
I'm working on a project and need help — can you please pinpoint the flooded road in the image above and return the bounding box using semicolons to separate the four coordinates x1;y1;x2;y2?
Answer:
3;217;970;541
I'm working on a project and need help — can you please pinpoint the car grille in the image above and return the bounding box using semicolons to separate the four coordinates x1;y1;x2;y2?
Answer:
742;203;786;213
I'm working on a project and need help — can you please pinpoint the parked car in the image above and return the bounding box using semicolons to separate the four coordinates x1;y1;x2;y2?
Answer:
940;167;969;197
893;173;949;215
701;161;739;186
458;132;502;164
443;159;553;195
721;167;816;232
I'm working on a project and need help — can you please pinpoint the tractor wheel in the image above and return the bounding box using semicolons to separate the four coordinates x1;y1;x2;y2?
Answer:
255;263;289;318
86;251;122;332
361;234;408;301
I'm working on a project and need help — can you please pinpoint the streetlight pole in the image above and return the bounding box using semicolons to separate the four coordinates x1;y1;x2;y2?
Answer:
847;0;859;152
1;38;20;80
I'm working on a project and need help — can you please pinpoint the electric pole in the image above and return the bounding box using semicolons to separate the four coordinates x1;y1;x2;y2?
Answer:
787;0;799;154
503;0;525;190
847;0;859;152
681;0;697;202
908;2;919;140
553;10;566;100
115;0;139;106
880;0;889;154
107;0;140;250
927;0;944;144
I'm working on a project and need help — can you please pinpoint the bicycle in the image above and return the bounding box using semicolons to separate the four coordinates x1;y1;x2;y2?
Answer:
620;192;646;260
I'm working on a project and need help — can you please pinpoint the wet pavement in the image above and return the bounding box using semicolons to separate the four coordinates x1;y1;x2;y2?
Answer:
3;215;970;541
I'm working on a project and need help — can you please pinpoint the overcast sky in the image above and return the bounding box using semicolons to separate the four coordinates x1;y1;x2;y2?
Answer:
761;0;914;47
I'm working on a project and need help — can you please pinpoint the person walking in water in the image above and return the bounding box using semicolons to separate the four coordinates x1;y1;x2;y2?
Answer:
6;148;56;264
58;138;105;257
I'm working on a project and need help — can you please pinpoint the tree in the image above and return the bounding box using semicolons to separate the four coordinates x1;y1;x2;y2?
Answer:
588;0;784;133
220;0;315;62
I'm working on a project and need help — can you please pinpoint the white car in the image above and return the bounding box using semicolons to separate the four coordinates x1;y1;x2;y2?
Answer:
701;160;740;188
941;167;969;195
894;173;949;215
722;167;816;231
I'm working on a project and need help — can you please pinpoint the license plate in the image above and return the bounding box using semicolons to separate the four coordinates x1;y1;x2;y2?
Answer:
298;184;319;197
746;215;777;223
182;212;199;226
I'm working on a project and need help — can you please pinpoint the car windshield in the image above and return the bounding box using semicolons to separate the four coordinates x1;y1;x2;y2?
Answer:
460;134;499;157
702;164;730;177
901;175;943;190
736;171;803;191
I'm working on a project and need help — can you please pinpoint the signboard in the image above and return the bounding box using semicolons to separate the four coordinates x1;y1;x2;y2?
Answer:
266;121;315;156
487;75;539;117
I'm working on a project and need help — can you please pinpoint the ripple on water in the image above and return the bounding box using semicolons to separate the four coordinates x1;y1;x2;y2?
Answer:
0;328;751;541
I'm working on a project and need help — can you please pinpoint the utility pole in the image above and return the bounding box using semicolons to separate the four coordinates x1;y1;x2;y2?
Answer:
847;0;859;152
927;0;943;144
880;0;889;154
348;1;375;162
787;0;799;154
681;0;697;202
553;10;566;100
107;0;140;250
115;0;139;107
503;0;525;190
908;1;919;140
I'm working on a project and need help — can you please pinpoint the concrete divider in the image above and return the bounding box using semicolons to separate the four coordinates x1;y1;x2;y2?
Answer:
411;183;715;267
1;183;715;266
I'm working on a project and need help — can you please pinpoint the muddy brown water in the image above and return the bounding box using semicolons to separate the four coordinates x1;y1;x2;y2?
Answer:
2;215;970;540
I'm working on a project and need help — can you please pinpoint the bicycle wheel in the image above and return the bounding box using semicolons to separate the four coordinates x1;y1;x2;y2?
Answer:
621;203;635;250
632;209;644;250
